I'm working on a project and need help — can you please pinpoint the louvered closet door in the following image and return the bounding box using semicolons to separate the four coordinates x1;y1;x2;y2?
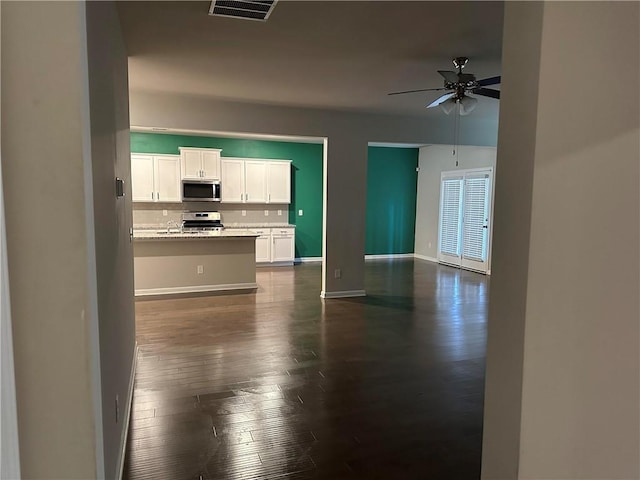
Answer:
437;175;464;266
460;173;491;273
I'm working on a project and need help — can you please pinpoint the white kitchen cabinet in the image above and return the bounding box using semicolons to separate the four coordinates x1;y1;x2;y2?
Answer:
179;147;221;179
131;155;155;202
221;158;245;203
253;229;271;263
131;154;181;203
155;156;182;202
244;161;268;203
270;228;295;263
220;158;291;204
266;162;291;204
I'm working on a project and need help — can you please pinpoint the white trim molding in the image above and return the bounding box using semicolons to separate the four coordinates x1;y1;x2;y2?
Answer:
135;282;258;297
320;290;366;299
413;254;439;263
295;257;322;264
365;253;414;261
117;342;138;480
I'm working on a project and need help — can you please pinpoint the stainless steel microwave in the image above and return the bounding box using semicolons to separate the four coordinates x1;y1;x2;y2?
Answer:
181;179;221;202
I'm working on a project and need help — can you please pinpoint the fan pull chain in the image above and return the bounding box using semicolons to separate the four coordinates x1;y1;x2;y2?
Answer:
453;102;460;166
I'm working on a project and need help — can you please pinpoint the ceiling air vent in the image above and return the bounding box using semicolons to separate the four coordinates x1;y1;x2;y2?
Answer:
209;0;278;21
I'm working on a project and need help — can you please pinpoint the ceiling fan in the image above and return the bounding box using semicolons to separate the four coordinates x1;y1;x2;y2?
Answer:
388;57;501;115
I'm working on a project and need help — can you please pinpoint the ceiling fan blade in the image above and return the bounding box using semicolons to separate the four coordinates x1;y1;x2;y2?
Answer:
472;87;500;99
387;87;447;96
458;73;476;84
437;70;459;83
476;75;501;87
426;92;455;108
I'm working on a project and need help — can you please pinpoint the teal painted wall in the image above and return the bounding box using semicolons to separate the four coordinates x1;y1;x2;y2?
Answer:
130;132;324;258
365;147;419;255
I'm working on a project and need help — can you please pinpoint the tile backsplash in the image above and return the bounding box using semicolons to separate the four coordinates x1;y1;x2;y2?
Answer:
133;203;292;228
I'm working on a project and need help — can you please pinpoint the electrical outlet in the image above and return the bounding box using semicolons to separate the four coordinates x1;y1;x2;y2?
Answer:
264;210;269;216
334;269;341;279
278;210;282;216
115;395;119;423
197;265;204;274
241;210;246;216
298;209;304;216
163;210;168;216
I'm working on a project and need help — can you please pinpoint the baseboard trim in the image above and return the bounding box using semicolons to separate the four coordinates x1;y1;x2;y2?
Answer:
135;282;258;296
320;290;366;299
413;254;439;263
294;257;323;264
117;341;138;480
269;261;294;267
365;253;414;260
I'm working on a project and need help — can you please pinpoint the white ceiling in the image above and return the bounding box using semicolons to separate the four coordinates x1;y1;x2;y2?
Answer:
117;1;504;119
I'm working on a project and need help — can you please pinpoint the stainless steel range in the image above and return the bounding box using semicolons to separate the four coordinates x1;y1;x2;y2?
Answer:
181;211;224;231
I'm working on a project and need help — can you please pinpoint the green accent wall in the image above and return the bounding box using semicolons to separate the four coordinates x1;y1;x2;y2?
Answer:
365;147;419;255
130;132;324;258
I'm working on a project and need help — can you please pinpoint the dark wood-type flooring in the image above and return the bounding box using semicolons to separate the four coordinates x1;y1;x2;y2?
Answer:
124;259;489;479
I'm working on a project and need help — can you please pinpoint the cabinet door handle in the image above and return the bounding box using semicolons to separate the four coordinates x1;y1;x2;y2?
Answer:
157;192;160;200
151;192;154;200
268;193;271;202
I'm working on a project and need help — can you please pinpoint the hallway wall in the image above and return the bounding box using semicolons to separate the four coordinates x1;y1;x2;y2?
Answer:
482;2;640;478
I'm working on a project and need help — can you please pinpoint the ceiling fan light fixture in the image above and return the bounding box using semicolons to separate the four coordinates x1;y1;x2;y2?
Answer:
439;98;456;115
460;95;478;115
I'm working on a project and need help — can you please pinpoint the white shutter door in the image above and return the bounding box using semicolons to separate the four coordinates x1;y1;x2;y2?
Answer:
438;176;463;264
461;173;491;272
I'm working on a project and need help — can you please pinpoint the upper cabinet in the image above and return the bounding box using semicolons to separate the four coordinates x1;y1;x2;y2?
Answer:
244;161;268;203
220;158;291;204
266;161;291;204
220;158;244;203
131;154;181;203
179;147;222;179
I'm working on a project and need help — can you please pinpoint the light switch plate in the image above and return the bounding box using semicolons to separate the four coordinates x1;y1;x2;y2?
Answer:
298;209;304;216
241;210;246;216
163;210;168;216
278;210;282;216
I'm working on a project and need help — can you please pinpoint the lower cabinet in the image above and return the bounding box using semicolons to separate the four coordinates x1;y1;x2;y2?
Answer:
240;227;295;265
253;230;272;263
270;228;295;263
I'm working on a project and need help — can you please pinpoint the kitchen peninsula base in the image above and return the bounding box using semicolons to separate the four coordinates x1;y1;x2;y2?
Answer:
133;233;258;296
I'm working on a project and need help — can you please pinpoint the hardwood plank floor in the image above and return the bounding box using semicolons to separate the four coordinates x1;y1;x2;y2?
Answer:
124;259;488;479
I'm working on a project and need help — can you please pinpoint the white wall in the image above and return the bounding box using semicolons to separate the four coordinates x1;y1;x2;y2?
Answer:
86;3;136;479
482;2;640;478
414;144;496;262
129;91;499;295
1;2;135;478
1;2;103;477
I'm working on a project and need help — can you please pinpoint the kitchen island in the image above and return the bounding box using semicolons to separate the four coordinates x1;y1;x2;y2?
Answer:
133;229;259;296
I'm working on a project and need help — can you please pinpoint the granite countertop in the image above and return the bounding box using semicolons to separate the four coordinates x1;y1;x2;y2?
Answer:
225;223;296;229
133;229;259;240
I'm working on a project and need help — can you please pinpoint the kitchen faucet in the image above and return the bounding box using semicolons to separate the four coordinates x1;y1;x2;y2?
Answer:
166;220;181;232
